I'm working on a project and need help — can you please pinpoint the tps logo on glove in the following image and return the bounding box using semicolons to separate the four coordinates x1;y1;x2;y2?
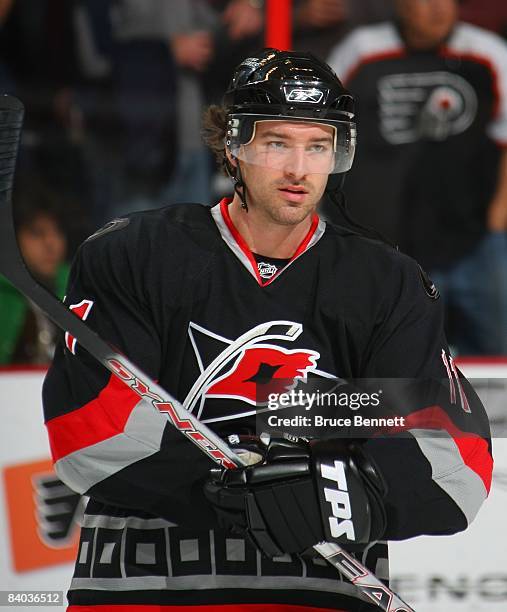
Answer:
320;460;356;542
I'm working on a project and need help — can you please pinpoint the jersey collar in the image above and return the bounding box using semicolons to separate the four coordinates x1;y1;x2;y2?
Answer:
211;198;326;287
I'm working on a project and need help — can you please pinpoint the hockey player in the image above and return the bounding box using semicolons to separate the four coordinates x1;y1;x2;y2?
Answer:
43;49;492;611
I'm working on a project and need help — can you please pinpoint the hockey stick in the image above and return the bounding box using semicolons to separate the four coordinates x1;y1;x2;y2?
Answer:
0;96;414;612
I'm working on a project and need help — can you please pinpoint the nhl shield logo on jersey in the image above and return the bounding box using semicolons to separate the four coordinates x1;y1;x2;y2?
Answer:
184;321;333;423
257;261;278;280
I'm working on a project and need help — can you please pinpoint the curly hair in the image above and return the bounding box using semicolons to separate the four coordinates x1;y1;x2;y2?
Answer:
202;104;228;172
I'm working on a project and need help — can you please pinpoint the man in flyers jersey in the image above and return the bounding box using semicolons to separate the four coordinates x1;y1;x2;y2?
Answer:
43;49;492;612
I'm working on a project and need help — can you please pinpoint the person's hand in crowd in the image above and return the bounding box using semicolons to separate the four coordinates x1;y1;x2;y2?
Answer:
296;0;348;29
171;31;214;72
222;0;264;41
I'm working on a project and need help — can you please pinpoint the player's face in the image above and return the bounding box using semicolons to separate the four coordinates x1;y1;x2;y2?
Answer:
235;121;333;226
396;0;458;46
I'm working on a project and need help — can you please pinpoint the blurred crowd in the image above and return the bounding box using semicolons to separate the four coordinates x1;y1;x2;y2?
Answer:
0;0;506;364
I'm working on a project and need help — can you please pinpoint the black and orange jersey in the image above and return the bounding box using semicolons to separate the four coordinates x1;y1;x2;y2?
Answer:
42;200;492;611
327;21;507;268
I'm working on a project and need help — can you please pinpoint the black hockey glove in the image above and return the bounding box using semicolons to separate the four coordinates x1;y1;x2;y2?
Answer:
204;436;387;558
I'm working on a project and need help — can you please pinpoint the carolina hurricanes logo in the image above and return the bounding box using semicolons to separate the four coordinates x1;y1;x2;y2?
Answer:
207;345;319;404
184;320;334;423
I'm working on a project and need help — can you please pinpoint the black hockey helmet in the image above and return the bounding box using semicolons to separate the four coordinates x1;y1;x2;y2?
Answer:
224;48;356;174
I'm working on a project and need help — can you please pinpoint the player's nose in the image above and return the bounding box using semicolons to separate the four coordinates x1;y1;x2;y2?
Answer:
282;147;308;179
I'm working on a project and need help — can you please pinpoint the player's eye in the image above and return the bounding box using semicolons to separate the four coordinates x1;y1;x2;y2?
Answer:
308;143;330;154
266;141;287;151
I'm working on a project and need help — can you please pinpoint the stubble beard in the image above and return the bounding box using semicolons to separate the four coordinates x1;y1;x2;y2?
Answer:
246;183;321;227
265;202;314;226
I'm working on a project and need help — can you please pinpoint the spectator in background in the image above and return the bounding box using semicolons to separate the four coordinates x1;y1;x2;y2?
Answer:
202;0;266;199
202;0;264;110
204;0;394;105
328;0;507;355
293;0;350;63
0;0;92;247
294;0;393;60
71;0;218;224
221;0;264;41
0;178;69;365
108;0;218;214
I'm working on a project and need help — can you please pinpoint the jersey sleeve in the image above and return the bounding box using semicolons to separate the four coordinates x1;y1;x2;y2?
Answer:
42;218;218;527
474;30;507;146
487;48;507;145
327;29;364;86
327;23;402;86
360;255;492;540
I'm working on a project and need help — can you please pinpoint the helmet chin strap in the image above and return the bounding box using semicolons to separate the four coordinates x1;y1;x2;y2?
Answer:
224;155;248;212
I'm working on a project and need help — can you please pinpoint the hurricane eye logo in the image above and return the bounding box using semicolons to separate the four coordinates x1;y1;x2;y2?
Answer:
285;87;324;103
183;321;333;423
206;345;320;405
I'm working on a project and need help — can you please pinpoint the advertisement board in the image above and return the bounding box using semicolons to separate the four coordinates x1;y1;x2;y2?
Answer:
0;363;505;611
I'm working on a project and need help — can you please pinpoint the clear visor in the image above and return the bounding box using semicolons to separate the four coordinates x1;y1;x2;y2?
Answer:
228;119;356;175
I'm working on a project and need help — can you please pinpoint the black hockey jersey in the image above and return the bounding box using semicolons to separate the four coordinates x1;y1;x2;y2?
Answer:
42;200;492;611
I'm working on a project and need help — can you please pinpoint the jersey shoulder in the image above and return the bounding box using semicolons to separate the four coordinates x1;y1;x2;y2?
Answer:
80;204;217;260
323;217;401;263
322;220;439;300
450;21;507;59
76;204;219;288
328;21;402;82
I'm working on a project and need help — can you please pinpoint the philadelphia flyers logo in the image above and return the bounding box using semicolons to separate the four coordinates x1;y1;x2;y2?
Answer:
34;474;85;548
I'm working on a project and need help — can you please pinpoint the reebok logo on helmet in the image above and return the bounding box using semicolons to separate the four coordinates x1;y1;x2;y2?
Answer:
285;87;325;103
